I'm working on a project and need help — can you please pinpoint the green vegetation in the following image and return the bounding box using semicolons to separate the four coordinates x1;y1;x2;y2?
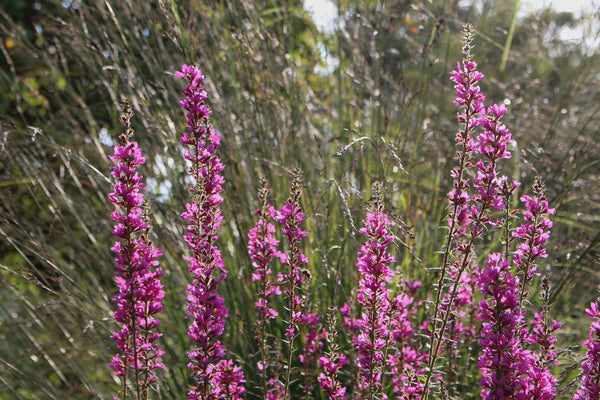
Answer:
0;0;598;398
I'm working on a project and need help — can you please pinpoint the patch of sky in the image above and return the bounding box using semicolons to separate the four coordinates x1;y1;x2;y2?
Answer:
314;42;339;75
98;127;114;146
303;0;342;74
142;28;150;37
145;178;173;203
147;155;176;202
459;0;598;49
153;155;176;176
303;0;341;33
61;0;77;10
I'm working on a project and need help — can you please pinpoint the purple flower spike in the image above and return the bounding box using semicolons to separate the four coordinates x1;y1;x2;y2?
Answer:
274;169;308;340
575;302;600;399
477;253;528;400
513;178;555;305
318;354;348;399
109;98;165;398
274;169;308;398
176;64;245;400
248;180;283;397
353;182;395;397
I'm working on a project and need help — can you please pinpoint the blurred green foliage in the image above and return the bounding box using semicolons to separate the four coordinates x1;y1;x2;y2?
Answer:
0;0;598;398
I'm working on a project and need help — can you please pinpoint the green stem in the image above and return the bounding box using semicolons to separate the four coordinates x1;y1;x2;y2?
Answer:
500;0;521;72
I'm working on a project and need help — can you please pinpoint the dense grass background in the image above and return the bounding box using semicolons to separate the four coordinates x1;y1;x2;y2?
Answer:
0;0;599;398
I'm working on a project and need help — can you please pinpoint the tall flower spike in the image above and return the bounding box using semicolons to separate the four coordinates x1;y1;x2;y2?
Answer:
318;309;348;400
248;178;282;397
424;25;487;397
274;168;308;398
574;301;600;400
477;253;528;400
109;97;165;400
387;282;427;400
176;64;245;400
512;177;555;307
353;181;395;398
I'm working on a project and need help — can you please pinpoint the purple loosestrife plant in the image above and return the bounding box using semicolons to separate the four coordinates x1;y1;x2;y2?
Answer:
248;179;282;398
274;168;308;399
298;313;326;395
387;283;427;400
575;301;600;399
477;184;558;400
512;178;555;307
109;98;165;400
353;182;395;399
318;309;348;400
424;24;536;398
176;64;245;400
524;309;561;400
477;253;528;400
424;24;488;397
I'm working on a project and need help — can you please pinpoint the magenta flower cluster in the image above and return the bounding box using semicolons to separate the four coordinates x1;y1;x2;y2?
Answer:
387;285;427;399
273;175;309;340
447;57;485;238
353;192;396;397
248;201;282;323
100;28;595;400
513;187;556;290
317;348;348;399
176;64;245;399
108;99;165;399
575;302;600;399
442;26;560;400
247;185;283;398
477;253;527;399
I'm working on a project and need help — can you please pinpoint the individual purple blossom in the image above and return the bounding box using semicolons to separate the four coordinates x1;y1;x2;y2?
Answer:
353;182;395;398
108;98;165;399
176;64;244;400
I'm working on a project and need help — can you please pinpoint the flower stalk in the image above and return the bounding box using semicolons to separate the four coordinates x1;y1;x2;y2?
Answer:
176;64;245;400
274;168;308;399
353;182;395;399
109;97;165;400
